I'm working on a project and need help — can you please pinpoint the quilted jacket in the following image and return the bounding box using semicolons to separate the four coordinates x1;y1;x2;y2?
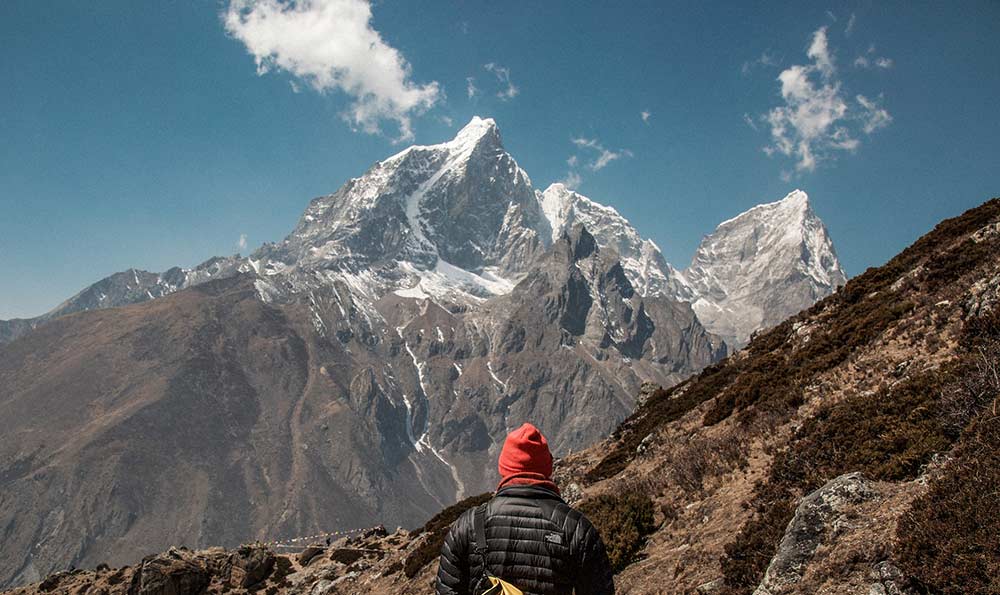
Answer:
435;484;615;595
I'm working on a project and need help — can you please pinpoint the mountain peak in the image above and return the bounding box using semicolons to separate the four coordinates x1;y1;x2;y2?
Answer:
449;116;500;150
683;188;846;347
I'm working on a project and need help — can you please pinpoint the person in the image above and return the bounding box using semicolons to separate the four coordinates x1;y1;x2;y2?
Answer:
436;423;615;595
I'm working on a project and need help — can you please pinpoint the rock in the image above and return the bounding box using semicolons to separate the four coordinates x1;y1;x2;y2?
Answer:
561;482;584;505
696;578;724;593
636;432;655;455
229;545;275;588
37;572;67;592
868;561;906;595
298;545;325;567
130;552;209;595
308;578;339;595
636;382;660;407
753;472;879;595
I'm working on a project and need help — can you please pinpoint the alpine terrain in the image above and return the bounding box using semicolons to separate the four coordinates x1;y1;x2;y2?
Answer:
7;196;998;595
0;118;843;588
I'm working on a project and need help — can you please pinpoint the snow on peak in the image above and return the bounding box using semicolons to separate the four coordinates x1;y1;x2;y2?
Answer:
452;116;498;145
682;189;846;347
537;183;681;297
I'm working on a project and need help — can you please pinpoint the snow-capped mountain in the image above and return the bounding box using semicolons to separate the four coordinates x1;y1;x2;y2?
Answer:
1;118;844;352
0;117;728;586
677;189;847;347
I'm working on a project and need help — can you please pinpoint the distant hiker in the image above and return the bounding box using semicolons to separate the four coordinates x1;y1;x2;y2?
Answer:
436;423;615;595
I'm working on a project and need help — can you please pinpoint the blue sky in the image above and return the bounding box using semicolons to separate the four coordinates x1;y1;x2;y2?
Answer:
1;1;998;319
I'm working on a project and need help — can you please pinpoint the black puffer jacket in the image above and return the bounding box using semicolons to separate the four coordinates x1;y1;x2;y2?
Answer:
436;485;615;595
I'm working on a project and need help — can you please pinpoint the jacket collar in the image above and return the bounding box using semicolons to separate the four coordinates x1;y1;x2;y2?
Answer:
495;484;565;502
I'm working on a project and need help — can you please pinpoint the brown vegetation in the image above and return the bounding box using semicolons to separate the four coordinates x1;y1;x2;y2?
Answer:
578;492;656;573
895;313;1000;595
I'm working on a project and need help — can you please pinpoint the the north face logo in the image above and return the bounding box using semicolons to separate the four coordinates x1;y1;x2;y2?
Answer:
544;532;562;545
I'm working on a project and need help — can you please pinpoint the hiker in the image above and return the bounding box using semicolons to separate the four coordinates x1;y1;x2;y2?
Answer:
436;423;615;595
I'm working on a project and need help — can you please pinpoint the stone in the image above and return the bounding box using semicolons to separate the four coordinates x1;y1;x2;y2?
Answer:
298;546;325;567
230;545;275;588
753;472;879;595
130;554;209;595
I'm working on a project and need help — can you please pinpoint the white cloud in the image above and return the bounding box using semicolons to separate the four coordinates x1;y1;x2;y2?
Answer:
483;63;518;100
845;13;856;36
466;76;478;99
743;112;758;130
807;27;835;78
856;94;893;133
758;26;891;173
560;170;582;189
440;115;454;127
223;0;440;142
640;110;652;124
571;137;633;171
237;233;248;252
567;155;579;167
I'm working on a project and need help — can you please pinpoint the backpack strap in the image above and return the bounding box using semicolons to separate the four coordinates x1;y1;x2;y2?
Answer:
473;502;488;557
472;502;490;589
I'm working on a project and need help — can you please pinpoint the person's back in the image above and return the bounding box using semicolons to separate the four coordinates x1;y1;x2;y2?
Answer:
436;423;614;595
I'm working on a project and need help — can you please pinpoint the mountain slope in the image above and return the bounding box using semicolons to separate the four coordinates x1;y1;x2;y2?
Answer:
0;118;839;588
7;196;998;595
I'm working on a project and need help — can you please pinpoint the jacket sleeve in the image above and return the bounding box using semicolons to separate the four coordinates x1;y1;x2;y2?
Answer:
436;510;472;595
573;515;616;595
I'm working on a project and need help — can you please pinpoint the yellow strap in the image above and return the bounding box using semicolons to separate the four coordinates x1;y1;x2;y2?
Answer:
488;576;525;595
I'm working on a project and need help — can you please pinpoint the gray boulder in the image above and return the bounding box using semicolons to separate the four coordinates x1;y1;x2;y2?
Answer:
753;472;878;595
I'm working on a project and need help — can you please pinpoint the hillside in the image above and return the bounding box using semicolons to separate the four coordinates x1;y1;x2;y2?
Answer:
6;195;997;595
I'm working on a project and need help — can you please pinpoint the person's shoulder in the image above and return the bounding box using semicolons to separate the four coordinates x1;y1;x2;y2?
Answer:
560;502;600;534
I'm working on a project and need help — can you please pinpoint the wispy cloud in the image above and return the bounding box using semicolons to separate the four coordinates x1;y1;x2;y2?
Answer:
854;45;893;69
483;63;518;100
640;110;652;124
237;233;248;252
845;13;856;36
741;51;779;75
466;76;478;99
223;0;440;142
560;135;631;189
756;26;892;173
560;170;582;189
571;137;633;171
743;112;758;131
856;94;892;133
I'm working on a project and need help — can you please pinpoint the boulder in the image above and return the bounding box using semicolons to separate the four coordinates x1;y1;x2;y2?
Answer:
753;472;879;595
128;551;209;595
229;545;275;588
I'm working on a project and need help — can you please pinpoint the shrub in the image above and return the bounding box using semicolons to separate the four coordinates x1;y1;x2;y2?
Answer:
578;492;656;573
895;416;1000;595
718;367;958;594
719;311;1000;594
895;313;1000;595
